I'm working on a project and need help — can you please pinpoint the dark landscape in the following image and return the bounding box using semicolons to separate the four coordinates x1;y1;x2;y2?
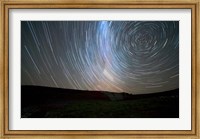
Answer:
21;85;179;118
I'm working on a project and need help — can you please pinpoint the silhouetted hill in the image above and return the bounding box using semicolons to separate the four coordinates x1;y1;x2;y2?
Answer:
21;85;179;107
21;85;179;118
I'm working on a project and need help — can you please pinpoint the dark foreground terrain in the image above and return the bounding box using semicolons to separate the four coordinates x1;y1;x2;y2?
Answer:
21;86;179;118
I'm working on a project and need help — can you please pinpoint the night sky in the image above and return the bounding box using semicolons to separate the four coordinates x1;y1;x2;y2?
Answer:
21;21;179;94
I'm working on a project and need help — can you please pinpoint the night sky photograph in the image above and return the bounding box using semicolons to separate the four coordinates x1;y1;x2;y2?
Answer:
21;21;179;118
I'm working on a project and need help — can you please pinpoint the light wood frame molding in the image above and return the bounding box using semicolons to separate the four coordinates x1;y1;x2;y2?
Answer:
0;0;199;138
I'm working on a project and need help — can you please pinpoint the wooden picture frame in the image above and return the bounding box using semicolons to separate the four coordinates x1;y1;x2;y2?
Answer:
0;0;199;138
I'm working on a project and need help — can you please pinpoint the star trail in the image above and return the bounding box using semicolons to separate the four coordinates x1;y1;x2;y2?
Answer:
21;21;179;94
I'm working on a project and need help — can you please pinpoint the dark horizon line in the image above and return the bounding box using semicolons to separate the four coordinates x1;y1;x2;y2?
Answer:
21;85;179;95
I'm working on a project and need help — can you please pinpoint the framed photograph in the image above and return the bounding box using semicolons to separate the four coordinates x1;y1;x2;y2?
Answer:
0;0;199;138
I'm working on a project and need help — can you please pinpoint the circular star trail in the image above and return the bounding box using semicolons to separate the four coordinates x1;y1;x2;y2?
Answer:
21;21;179;94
